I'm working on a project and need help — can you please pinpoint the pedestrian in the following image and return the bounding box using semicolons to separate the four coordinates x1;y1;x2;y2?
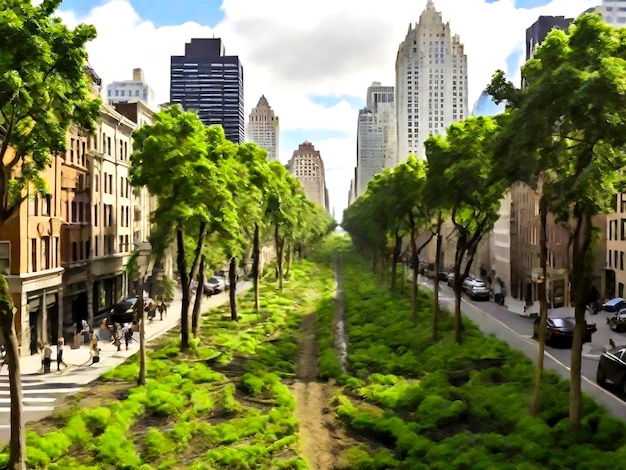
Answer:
56;337;67;371
158;299;167;321
79;319;90;345
89;337;100;365
0;345;7;374
41;342;52;373
122;325;133;350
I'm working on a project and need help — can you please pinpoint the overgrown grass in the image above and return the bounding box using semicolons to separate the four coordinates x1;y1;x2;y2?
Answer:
6;254;335;469
317;240;626;469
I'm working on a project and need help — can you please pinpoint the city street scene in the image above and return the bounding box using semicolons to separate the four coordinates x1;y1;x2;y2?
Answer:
2;0;626;468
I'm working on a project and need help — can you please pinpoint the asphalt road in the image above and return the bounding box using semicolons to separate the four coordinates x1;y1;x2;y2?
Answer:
424;277;626;421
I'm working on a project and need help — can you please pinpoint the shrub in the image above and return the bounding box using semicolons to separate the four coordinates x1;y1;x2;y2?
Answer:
81;406;112;436
141;428;175;462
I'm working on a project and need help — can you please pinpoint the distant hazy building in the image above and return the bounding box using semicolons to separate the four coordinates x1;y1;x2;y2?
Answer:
106;68;156;106
247;95;279;161
170;38;244;144
588;1;626;27
395;0;468;161
286;141;329;212
355;82;396;197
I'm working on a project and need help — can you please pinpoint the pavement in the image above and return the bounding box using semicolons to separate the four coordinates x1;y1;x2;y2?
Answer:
3;281;251;382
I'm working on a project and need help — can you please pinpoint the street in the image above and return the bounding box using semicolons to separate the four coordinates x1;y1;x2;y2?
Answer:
422;276;626;420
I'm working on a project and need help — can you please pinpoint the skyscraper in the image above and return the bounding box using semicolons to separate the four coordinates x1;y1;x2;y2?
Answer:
247;95;279;161
106;68;156;106
170;38;244;144
355;82;396;197
526;16;573;61
395;0;468;161
286;141;329;212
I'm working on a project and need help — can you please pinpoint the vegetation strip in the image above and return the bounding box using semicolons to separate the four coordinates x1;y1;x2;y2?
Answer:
316;237;626;469
3;259;334;469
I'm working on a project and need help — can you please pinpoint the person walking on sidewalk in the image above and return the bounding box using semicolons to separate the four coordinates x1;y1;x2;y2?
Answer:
41;342;52;373
89;336;100;365
56;337;67;371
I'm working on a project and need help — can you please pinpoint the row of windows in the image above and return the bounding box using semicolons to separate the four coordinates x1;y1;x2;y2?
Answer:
94;132;130;161
68;138;87;167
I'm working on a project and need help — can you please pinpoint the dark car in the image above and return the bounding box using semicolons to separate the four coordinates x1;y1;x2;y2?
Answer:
532;315;597;346
596;345;626;395
601;297;626;313
110;297;153;324
607;308;626;332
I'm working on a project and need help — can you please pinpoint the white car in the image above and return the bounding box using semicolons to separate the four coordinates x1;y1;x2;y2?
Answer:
205;276;229;295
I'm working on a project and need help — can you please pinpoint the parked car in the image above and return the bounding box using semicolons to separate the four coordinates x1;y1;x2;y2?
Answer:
438;268;451;282
607;308;626;332
447;272;457;288
110;296;154;324
462;278;490;300
601;297;626;313
205;276;229;295
596;344;626;395
532;315;597;346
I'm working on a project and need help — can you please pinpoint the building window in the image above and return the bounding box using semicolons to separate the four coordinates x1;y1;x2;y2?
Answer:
31;239;37;272
72;241;77;262
95;236;99;257
94;205;98;227
71;201;77;223
41;236;50;270
0;242;9;274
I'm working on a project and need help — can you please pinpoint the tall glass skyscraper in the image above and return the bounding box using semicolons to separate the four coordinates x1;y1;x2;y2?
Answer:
170;38;244;144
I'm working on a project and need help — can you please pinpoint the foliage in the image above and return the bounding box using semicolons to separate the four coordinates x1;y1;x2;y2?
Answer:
15;249;334;468
331;244;626;468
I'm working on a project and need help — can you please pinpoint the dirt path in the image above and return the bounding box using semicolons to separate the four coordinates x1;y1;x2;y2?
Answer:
293;313;349;470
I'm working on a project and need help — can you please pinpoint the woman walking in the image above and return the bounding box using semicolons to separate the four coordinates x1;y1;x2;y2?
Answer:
56;337;68;371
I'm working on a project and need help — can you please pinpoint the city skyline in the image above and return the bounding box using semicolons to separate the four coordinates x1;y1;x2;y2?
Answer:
55;0;599;220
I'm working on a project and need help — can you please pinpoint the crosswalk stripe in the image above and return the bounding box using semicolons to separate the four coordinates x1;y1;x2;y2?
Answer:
0;405;54;413
0;388;82;396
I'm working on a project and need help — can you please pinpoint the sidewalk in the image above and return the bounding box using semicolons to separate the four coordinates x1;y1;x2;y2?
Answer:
6;281;251;381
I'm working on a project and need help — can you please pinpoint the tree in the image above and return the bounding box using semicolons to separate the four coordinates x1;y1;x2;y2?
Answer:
124;250;147;385
130;106;237;350
425;116;510;343
0;2;100;467
497;14;626;428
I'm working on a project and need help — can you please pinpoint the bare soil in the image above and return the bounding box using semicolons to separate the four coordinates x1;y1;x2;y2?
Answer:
292;314;354;470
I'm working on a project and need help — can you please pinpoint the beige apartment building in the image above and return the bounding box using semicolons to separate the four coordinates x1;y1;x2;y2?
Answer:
87;103;136;325
286;141;330;212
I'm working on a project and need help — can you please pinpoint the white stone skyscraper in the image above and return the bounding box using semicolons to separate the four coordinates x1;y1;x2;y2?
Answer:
356;82;396;197
246;95;279;161
395;0;468;161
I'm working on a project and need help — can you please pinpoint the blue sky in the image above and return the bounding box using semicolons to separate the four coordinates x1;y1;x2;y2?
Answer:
58;0;599;220
60;0;226;27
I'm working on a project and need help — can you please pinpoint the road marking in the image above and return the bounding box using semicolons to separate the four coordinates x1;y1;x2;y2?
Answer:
0;406;54;413
0;388;82;396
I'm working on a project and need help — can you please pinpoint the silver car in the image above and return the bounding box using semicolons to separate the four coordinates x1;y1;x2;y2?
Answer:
462;278;490;300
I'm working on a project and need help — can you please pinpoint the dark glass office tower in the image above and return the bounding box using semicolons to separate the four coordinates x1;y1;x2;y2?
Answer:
170;38;244;144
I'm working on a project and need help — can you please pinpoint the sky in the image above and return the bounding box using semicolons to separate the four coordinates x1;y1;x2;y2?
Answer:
55;0;599;221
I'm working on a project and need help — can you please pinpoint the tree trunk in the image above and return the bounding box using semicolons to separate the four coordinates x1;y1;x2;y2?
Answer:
432;219;443;341
285;242;292;279
531;198;548;416
192;255;205;336
391;228;402;294
229;257;238;321
177;229;190;351
409;216;419;322
187;222;206;291
252;223;260;314
0;275;25;469
138;286;146;386
569;212;594;430
275;225;285;292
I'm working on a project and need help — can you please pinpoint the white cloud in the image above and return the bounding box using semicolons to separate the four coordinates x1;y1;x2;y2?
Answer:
58;0;599;220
